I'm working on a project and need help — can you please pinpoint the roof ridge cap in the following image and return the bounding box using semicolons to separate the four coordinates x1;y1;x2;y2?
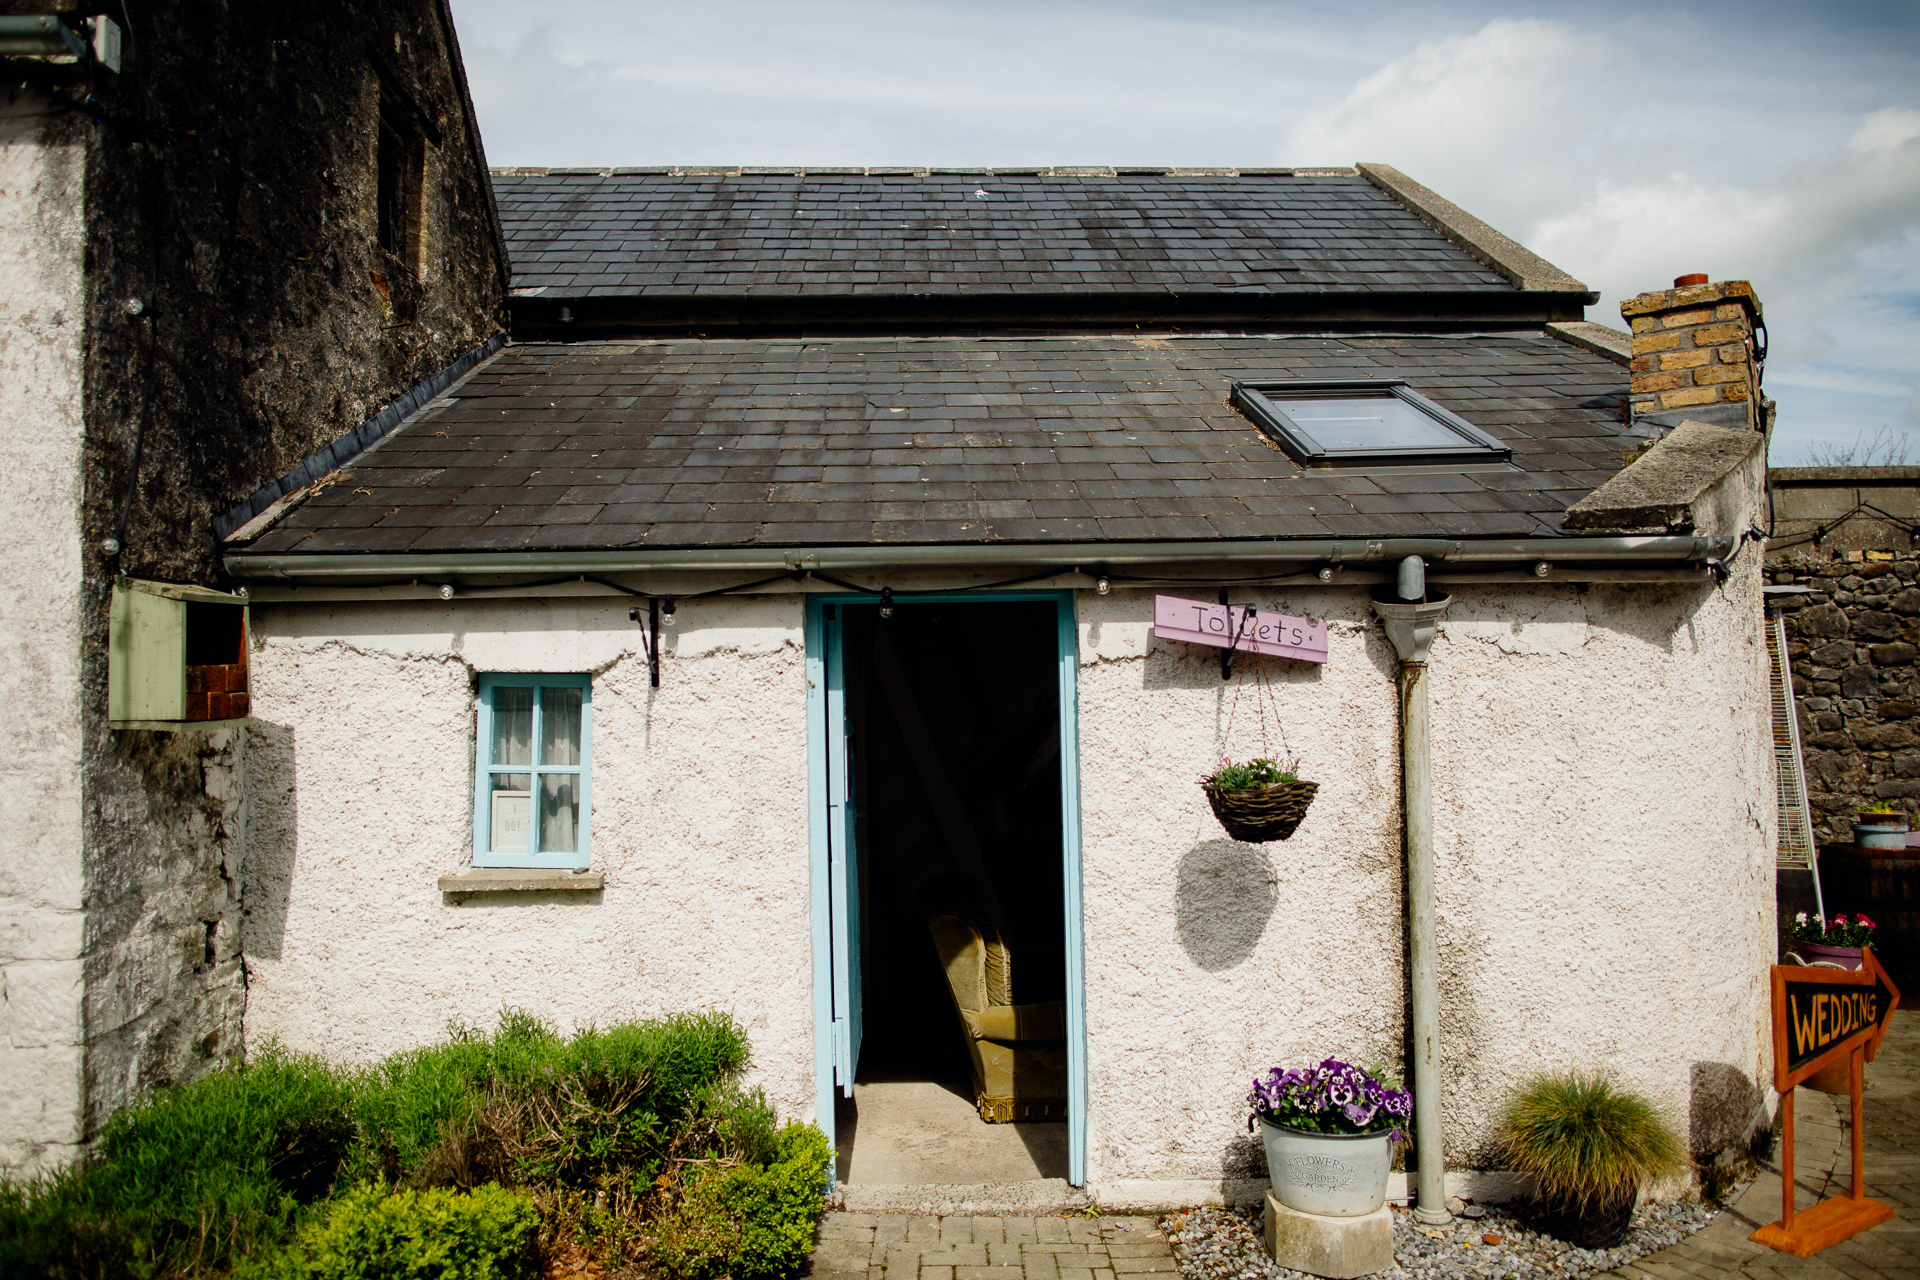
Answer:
1357;163;1595;298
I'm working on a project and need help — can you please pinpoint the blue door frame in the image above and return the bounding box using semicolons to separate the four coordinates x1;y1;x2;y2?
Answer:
806;590;1087;1185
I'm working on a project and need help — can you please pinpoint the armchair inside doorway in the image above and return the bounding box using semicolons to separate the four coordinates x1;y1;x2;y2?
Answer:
928;911;1069;1123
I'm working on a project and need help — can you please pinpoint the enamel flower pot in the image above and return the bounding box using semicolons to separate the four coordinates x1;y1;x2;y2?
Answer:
1854;822;1907;850
1789;941;1864;970
1260;1121;1393;1218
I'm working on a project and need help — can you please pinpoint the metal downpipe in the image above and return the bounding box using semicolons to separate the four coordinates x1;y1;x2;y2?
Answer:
1374;556;1452;1227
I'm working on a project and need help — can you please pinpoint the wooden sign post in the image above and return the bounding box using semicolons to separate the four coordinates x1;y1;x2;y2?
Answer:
1750;948;1901;1256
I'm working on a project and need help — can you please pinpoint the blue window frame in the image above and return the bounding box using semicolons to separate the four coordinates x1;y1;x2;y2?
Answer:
472;674;592;870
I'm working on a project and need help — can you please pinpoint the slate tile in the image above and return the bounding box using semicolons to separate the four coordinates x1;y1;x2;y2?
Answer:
237;330;1628;558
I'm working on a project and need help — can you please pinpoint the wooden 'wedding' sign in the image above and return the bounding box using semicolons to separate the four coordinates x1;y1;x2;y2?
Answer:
1750;949;1901;1256
1152;596;1327;664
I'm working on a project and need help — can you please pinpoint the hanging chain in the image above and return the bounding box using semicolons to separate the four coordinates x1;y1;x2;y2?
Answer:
1218;605;1292;766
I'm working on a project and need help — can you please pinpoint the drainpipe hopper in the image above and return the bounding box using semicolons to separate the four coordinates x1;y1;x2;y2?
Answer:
1373;556;1452;1226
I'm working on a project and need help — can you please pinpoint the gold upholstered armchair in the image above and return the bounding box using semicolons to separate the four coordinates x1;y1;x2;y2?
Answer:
928;912;1069;1122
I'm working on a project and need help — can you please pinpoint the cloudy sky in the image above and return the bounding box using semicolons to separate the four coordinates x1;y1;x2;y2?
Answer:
449;0;1920;465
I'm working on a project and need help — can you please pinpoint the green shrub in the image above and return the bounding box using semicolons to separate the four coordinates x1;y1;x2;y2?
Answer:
352;1009;758;1197
1498;1071;1687;1211
0;1045;354;1279
0;1010;794;1279
243;1182;536;1280
646;1122;831;1279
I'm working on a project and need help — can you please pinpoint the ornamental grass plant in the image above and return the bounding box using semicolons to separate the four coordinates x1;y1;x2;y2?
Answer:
1497;1071;1686;1215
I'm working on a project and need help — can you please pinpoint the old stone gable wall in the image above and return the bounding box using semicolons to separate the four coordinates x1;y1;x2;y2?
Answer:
60;0;504;1148
1772;551;1920;842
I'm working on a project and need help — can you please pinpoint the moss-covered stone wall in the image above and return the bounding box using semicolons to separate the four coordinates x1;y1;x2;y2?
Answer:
1773;550;1920;843
0;0;505;1150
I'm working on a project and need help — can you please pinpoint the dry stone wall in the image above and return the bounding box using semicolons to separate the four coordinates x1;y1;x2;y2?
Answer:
1773;550;1920;842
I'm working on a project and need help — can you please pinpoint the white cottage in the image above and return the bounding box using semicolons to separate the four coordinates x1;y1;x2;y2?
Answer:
214;168;1778;1211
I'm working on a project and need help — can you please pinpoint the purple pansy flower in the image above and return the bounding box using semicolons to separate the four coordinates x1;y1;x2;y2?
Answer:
1246;1057;1411;1140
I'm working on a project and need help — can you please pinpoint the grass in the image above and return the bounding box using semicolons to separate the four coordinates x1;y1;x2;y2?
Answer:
1497;1071;1687;1211
0;1010;825;1280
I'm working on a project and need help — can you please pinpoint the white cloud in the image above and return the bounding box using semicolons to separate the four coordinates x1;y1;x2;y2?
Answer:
1282;16;1920;462
1285;18;1607;232
448;2;1920;464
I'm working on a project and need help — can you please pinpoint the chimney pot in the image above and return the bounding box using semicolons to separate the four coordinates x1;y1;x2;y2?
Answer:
1673;273;1709;287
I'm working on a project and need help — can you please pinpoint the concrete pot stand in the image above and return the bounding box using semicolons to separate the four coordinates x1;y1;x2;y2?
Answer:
1260;1123;1395;1279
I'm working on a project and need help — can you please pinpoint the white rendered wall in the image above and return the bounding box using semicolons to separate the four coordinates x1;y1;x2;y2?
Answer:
241;595;816;1122
0;92;86;1173
1075;565;1773;1204
244;560;1772;1200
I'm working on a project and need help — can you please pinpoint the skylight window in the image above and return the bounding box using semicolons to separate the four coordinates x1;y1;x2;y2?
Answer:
1231;380;1512;468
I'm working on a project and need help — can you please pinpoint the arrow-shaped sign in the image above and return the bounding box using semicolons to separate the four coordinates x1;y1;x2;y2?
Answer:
1770;947;1901;1092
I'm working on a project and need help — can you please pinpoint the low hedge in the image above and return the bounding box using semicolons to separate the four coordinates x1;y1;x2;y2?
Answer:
0;1011;826;1280
241;1182;537;1280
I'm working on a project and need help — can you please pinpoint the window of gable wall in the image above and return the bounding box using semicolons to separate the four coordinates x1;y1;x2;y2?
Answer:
376;90;424;270
473;674;592;870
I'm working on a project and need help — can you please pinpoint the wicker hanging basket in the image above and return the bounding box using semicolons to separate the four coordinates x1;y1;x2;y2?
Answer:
1202;778;1319;843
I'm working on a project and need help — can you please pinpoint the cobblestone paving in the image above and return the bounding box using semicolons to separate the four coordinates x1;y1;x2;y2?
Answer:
808;1212;1175;1280
1597;1009;1920;1280
812;1012;1919;1280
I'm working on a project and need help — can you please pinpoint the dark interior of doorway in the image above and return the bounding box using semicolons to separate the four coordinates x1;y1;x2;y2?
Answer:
838;599;1068;1179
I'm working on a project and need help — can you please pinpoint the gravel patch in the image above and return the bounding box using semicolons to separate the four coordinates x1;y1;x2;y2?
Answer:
1160;1195;1728;1280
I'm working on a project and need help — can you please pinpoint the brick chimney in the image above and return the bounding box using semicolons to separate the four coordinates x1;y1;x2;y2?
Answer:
1621;276;1765;432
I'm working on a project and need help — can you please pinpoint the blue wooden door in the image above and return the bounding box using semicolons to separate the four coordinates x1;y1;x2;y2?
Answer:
823;605;863;1096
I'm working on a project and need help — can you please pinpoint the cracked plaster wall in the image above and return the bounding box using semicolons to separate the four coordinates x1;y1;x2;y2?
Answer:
242;564;1771;1203
0;89;86;1174
1078;565;1773;1203
240;595;815;1124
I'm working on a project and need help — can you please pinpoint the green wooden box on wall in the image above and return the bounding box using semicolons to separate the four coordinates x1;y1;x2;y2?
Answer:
109;578;251;730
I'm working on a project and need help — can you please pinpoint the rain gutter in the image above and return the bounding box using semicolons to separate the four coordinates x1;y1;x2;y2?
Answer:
226;533;1734;581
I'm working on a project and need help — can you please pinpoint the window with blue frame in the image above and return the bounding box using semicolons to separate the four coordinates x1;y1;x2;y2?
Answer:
473;674;592;869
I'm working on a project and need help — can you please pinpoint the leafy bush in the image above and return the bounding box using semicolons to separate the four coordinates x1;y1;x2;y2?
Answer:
0;1045;354;1279
352;1008;760;1198
1497;1071;1686;1212
243;1182;536;1280
645;1123;832;1279
0;1010;821;1280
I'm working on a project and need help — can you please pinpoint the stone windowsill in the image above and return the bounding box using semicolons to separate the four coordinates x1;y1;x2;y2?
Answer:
438;868;604;893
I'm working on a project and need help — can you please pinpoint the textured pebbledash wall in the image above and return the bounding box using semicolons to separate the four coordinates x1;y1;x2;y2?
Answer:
1771;550;1920;842
0;89;88;1174
242;563;1773;1204
1077;570;1773;1203
240;596;817;1124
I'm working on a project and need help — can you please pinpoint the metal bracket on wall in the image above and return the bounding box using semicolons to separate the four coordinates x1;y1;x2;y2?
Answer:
629;599;661;688
1219;589;1256;681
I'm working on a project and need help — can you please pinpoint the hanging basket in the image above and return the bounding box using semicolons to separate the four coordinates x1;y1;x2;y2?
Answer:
1202;778;1319;843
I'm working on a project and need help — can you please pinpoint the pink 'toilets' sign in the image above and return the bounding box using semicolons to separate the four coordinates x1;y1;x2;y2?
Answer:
1152;596;1328;665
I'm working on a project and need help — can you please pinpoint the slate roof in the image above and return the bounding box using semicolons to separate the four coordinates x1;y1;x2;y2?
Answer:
492;170;1517;299
237;334;1631;556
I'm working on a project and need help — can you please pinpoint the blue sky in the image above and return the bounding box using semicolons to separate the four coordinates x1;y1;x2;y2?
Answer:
448;1;1920;465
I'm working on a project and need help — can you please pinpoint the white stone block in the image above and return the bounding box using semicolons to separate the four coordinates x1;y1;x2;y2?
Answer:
0;908;83;963
1;958;83;1048
1263;1191;1394;1280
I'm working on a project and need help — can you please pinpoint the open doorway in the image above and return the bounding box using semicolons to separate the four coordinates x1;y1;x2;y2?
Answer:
827;597;1072;1185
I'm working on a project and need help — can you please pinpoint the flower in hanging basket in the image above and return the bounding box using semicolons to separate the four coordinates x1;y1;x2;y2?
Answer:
1201;756;1318;842
1247;1058;1411;1139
